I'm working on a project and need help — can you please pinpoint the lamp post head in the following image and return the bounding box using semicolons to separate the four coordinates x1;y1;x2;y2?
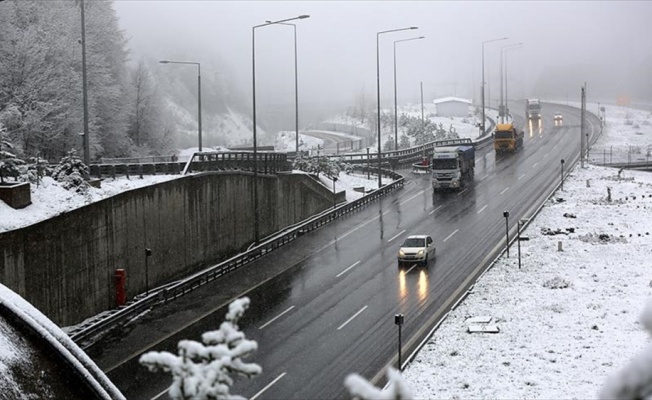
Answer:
410;26;418;30
503;210;510;218
299;15;310;19
159;60;169;64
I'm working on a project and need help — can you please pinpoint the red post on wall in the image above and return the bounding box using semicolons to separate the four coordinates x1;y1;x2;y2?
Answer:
114;269;126;307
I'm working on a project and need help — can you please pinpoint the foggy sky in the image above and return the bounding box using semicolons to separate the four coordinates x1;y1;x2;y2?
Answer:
113;0;652;112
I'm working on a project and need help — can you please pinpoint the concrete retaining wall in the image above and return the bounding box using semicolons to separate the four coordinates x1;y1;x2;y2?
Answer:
0;172;338;326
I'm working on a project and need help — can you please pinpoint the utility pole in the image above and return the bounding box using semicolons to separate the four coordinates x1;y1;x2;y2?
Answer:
580;85;586;168
420;81;425;130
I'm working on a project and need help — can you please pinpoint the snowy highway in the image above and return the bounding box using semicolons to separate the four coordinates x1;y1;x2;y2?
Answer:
90;104;601;399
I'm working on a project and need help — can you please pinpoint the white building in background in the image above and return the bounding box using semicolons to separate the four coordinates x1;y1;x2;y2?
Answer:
433;97;473;117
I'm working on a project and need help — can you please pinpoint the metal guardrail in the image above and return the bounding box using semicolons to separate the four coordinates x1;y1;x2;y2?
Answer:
89;151;290;179
70;168;404;348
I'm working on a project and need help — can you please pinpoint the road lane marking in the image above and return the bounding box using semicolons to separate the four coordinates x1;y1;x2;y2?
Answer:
532;162;539;168
338;305;368;330
518;174;525;180
387;229;406;243
429;205;444;215
477;205;488;214
259;306;295;330
544;152;549;158
405;265;417;274
443;229;459;242
336;261;361;278
151;389;168;400
250;372;287;400
399;190;424;206
500;187;509;195
457;189;468;196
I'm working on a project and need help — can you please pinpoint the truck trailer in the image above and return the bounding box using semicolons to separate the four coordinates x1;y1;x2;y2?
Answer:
431;145;475;192
526;99;542;120
493;123;524;153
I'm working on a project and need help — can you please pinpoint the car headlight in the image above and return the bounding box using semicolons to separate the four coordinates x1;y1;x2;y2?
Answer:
417;250;424;256
399;250;405;257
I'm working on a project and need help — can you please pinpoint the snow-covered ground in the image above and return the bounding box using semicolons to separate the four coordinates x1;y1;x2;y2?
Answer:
402;105;652;398
274;130;325;152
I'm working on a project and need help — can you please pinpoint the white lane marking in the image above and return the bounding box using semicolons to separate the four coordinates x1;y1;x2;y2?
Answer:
478;175;488;181
405;265;418;274
477;205;488;214
338;305;368;330
443;229;459;242
151;389;168;400
457;189;468;196
429;205;444;215
518;174;525;180
399;190;424;206
336;261;361;278
388;229;406;243
544;152;549;158
532;162;539;168
250;372;287;400
259;306;295;330
500;187;509;195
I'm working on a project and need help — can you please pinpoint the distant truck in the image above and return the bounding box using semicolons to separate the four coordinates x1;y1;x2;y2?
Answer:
493;123;524;153
431;144;475;192
526;99;542;120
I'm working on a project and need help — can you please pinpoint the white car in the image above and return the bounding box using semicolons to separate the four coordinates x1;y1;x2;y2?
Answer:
554;113;563;126
398;235;436;267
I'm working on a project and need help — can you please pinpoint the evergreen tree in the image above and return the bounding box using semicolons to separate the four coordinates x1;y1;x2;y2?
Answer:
0;124;25;184
52;148;89;192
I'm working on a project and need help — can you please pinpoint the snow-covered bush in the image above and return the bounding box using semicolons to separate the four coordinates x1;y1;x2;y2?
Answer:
22;156;51;185
140;297;261;400
344;367;413;400
292;155;351;178
0;123;26;184
52;149;89;193
600;300;652;399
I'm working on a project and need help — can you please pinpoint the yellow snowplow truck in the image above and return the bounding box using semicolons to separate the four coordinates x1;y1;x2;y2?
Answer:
493;123;524;153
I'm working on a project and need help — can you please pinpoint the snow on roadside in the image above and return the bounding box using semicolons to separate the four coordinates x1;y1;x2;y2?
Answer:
402;104;652;398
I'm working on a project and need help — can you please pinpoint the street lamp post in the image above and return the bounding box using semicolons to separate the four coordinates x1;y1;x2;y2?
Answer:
377;26;418;189
561;159;565;191
503;210;510;257
253;15;309;243
500;43;522;123
420;81;425;129
481;37;508;134
159;60;202;152
332;176;338;209
268;22;301;155
393;36;425;151
80;0;90;167
366;147;370;180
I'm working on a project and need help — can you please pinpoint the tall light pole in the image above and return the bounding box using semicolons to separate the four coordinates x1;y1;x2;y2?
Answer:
269;22;301;155
500;43;522;123
80;0;90;167
481;37;508;135
393;36;425;151
159;60;202;152
420;81;425;129
377;26;418;188
253;15;309;243
504;45;522;121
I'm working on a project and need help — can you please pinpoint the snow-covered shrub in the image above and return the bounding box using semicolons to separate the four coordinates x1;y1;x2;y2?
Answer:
22;156;51;185
344;367;413;400
52;149;89;193
600;300;652;399
292;155;350;178
0;123;26;184
140;297;261;400
543;277;571;289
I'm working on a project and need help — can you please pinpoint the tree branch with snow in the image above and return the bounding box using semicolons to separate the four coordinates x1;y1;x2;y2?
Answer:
599;300;652;400
344;367;413;400
140;297;261;400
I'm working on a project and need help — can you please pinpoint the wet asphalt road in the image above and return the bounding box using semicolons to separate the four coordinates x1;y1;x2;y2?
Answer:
91;104;601;399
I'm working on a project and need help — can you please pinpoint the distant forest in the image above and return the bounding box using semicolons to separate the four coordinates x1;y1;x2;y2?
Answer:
0;0;175;161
